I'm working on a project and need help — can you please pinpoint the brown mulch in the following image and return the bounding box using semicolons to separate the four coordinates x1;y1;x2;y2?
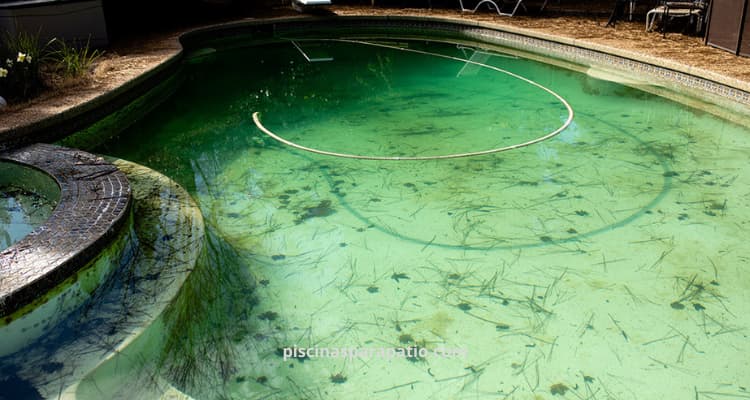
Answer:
1;5;749;133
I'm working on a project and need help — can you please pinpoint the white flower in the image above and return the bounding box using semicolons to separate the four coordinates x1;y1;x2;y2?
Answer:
16;52;26;63
5;59;11;67
0;68;8;78
25;55;32;63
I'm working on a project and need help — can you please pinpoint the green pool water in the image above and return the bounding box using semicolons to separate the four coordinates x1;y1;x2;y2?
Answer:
89;39;750;399
0;163;58;251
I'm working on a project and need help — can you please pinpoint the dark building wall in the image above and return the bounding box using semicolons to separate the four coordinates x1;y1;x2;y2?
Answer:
706;0;749;56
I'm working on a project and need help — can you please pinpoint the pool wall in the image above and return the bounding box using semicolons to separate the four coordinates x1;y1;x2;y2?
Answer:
179;17;750;121
0;144;131;356
0;213;135;357
0;158;203;398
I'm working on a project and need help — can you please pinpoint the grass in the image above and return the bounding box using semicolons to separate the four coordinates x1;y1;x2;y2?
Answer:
49;37;103;78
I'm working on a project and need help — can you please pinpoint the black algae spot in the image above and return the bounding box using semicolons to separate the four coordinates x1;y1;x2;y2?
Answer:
670;301;685;310
366;286;379;293
539;236;553;242
663;171;679;177
399;334;415;344
256;376;268;384
457;303;472;311
495;323;510;330
330;373;347;384
693;303;706;311
296;200;335;223
550;383;569;396
258;311;279;321
271;254;286;261
575;210;589;216
391;273;409;282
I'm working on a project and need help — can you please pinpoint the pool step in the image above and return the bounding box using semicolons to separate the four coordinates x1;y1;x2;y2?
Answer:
291;40;334;62
1;159;204;400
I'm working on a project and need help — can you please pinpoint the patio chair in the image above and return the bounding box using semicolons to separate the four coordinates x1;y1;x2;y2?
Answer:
292;0;332;12
646;0;707;34
459;0;526;16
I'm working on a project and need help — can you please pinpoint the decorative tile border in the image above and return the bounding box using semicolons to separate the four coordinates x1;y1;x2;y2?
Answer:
270;17;750;107
0;143;131;318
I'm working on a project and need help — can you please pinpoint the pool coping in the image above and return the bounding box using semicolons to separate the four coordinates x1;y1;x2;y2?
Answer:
184;14;750;96
0;143;131;319
0;50;183;151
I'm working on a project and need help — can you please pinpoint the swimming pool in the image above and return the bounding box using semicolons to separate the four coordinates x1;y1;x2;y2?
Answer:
4;19;750;400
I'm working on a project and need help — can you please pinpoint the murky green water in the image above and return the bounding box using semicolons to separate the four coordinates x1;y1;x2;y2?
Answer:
94;40;750;399
0;186;55;250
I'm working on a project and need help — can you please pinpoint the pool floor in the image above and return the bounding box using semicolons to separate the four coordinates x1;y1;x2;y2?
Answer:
83;39;750;399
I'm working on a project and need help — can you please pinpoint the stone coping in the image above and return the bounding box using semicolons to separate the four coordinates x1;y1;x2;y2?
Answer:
184;15;750;96
0;143;130;318
0;50;183;152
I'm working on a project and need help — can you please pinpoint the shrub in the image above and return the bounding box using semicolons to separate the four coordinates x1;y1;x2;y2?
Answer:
0;30;51;101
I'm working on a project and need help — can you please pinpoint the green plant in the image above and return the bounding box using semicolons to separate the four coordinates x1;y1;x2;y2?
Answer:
0;30;53;101
50;37;103;78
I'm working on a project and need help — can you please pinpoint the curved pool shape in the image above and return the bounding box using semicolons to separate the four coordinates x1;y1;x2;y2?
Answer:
89;38;749;400
0;162;58;250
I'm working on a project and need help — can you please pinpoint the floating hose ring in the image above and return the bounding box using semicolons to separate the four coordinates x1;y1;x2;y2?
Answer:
253;39;574;161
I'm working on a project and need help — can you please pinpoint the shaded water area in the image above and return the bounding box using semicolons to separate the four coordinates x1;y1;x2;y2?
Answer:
80;39;750;399
0;163;57;251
